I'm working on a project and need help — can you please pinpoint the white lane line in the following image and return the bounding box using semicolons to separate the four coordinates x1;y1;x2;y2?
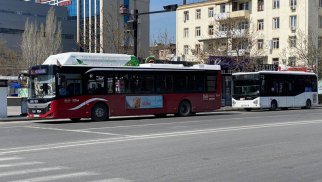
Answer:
0;166;66;178
1;119;322;155
0;157;23;161
90;178;133;182
24;126;132;137
10;172;98;182
0;162;44;168
79;112;322;131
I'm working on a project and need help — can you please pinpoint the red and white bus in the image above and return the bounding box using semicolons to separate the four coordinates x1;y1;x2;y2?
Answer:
28;52;222;121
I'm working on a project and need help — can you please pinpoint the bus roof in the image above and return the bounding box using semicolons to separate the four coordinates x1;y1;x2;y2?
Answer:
139;63;221;70
233;71;316;76
42;52;133;67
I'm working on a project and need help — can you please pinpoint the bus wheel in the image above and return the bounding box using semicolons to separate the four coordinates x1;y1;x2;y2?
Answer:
70;118;81;122
177;100;191;117
245;108;252;111
91;103;108;121
270;100;278;111
305;99;312;109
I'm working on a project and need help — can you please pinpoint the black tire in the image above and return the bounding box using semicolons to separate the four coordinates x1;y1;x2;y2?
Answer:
270;100;278;111
91;103;108;121
155;114;167;118
305;99;312;109
177;100;191;117
70;118;81;122
245;108;252;112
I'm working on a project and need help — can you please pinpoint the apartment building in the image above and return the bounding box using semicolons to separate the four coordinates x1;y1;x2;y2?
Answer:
176;0;322;68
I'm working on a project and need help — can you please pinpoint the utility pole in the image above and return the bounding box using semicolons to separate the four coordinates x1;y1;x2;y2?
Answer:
121;4;178;57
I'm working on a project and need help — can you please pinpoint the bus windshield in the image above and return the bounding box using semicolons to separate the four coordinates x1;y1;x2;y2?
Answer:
233;74;260;97
29;74;55;99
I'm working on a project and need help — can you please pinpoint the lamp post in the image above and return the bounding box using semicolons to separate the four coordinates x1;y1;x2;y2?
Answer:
122;4;178;57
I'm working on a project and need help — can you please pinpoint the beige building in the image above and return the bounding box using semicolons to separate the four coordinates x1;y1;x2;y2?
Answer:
176;0;322;68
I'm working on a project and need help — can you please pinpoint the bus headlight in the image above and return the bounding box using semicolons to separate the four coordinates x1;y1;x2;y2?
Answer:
253;100;258;105
48;104;51;111
232;100;236;106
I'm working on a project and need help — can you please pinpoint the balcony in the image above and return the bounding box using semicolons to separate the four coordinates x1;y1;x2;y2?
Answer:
229;10;250;19
214;10;250;21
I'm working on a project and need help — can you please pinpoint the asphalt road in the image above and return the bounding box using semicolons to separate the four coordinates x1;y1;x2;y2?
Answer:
1;108;322;181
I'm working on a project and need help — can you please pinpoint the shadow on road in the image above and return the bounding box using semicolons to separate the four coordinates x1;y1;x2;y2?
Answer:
35;112;242;125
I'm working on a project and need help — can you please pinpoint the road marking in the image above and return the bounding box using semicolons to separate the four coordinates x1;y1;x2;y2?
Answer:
0;166;66;178
24;126;132;137
79;112;322;131
0;162;44;168
10;172;98;182
1;119;322;155
90;178;133;182
0;157;23;161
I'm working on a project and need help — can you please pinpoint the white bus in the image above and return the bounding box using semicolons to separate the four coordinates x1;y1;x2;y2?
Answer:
232;71;318;111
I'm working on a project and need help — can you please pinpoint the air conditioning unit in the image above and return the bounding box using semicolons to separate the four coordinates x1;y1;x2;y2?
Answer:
291;5;296;10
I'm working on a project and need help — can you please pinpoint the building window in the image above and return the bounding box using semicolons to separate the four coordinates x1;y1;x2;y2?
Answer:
208;7;214;17
208;25;214;35
238;2;249;10
184;45;189;55
290;0;296;10
273;58;279;65
196;9;201;19
239;21;249;30
195;44;201;54
289;36;296;48
273;0;280;9
318;36;322;48
258;19;264;30
273;38;279;49
288;57;296;66
273;17;280;29
320;0;322;7
184;28;189;38
319;16;322;29
220;4;226;13
258;0;264;11
258;39;264;50
195;26;201;37
290;16;297;30
208;43;214;51
184;11;189;22
219;24;228;31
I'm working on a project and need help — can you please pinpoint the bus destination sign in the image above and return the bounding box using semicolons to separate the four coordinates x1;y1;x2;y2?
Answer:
30;68;47;75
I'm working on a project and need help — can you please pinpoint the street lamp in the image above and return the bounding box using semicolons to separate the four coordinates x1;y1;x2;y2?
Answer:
122;4;178;57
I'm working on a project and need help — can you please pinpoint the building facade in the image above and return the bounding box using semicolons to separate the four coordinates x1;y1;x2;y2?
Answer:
176;0;322;68
0;0;77;53
38;0;150;58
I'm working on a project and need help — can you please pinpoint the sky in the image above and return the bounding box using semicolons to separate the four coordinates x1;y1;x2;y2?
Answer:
149;0;207;45
149;0;181;45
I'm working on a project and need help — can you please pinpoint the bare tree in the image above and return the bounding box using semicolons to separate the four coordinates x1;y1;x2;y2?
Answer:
78;8;131;54
21;7;62;68
150;30;176;60
191;16;263;70
0;38;22;75
280;29;322;76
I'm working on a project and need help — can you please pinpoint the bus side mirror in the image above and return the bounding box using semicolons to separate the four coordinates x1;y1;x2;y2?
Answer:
58;77;62;86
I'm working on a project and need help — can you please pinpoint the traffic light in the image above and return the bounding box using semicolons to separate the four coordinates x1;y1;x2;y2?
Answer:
163;4;178;11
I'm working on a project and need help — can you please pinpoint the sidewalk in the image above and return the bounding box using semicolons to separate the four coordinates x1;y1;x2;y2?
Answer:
0;106;30;122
